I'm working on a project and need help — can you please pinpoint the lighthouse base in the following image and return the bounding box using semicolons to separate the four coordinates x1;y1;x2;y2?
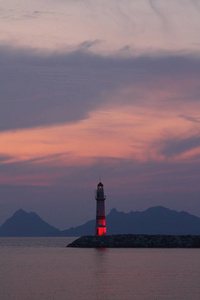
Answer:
95;227;106;236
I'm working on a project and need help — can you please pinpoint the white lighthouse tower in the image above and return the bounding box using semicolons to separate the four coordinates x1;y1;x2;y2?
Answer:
95;182;106;236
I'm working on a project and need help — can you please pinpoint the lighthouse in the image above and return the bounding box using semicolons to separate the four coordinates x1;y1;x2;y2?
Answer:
95;182;106;236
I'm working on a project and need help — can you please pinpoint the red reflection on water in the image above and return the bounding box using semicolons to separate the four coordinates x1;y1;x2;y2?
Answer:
96;247;107;251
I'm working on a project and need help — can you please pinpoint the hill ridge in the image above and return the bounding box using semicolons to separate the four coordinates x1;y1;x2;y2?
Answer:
0;206;200;237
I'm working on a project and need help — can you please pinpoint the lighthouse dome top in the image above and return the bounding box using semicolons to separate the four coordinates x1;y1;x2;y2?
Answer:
97;182;103;187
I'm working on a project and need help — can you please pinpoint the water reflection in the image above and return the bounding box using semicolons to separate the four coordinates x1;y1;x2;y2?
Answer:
93;248;112;299
1;238;199;300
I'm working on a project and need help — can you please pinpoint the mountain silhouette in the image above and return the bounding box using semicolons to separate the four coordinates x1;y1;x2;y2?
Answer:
62;219;95;236
0;206;200;237
105;206;200;235
63;206;200;236
0;209;60;237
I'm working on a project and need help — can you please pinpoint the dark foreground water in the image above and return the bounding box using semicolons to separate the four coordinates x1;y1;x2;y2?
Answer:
0;237;199;300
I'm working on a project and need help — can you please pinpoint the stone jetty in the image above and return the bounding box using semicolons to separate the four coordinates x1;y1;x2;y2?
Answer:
67;234;200;248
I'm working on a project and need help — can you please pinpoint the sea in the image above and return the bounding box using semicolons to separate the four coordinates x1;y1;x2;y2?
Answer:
0;237;199;300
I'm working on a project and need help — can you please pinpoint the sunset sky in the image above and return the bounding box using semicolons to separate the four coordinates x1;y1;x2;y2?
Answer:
0;0;200;229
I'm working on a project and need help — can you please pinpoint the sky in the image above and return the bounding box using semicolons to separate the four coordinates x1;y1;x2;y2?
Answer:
0;0;200;229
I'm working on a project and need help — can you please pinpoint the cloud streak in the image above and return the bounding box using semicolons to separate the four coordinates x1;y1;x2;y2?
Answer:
149;0;168;30
179;114;200;124
160;135;200;158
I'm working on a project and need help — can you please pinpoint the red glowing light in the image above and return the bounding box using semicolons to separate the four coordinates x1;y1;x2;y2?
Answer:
95;227;106;236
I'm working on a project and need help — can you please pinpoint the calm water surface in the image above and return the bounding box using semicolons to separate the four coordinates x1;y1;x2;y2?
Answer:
0;237;199;300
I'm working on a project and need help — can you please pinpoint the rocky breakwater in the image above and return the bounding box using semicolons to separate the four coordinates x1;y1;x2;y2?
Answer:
67;234;200;248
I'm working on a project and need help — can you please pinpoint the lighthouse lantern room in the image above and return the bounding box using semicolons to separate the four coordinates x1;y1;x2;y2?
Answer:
95;182;106;236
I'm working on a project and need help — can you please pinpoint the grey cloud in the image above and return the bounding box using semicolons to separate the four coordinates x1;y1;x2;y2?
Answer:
33;11;56;15
160;135;200;158
1;45;200;132
0;9;56;21
179;114;200;124
79;40;101;50
0;154;13;163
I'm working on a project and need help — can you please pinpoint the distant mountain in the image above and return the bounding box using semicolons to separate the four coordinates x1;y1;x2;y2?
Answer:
0;209;61;237
1;206;200;237
62;219;95;236
105;206;200;235
63;206;200;236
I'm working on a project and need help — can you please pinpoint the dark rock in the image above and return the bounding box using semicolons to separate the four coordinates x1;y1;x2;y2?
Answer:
67;234;200;248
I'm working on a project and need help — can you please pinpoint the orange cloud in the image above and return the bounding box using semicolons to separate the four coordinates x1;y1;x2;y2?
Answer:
0;101;199;167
